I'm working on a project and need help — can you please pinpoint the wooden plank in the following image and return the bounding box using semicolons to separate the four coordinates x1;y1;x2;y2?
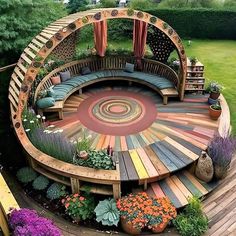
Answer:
9;87;19;103
9;81;20;96
176;173;203;197
150;143;178;171
120;136;128;151
21;53;32;64
136;148;158;178
102;135;110;150
143;146;169;176
165;177;189;206
96;134;106;150
125;135;134;150
17;62;27;73
32;39;44;48
28;43;40;52
12;73;22;88
151;182;166;197
24;48;36;59
129;150;149;179
170;175;193;199
8;94;18;110
159;179;183;208
139;133;150;146
91;134;101;149
135;134;148;147
36;35;48;43
122;151;139;181
183;171;208;195
164;136;199;161
130;135;141;148
114;136;121;151
15;67;25;81
118;152;129;181
109;136;115;149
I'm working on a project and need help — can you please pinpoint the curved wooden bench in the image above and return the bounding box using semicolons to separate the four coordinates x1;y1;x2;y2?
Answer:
34;57;179;119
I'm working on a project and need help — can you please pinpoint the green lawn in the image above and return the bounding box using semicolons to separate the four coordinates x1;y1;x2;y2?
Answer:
183;40;236;134
78;39;236;134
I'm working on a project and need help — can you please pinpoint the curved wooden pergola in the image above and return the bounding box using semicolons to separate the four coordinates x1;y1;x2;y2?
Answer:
8;8;188;199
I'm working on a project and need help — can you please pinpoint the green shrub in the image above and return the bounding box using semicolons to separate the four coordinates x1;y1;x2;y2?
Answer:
16;167;37;184
74;150;115;170
146;8;236;39
32;175;49;190
46;183;67;200
129;0;155;10
100;0;117;8
173;197;208;236
94;198;120;226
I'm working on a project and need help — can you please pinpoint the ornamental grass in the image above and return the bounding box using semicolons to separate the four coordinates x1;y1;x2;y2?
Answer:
116;192;177;231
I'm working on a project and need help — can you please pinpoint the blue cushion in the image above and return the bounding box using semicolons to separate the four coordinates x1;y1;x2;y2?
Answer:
47;87;56;98
37;97;55;109
81;67;91;75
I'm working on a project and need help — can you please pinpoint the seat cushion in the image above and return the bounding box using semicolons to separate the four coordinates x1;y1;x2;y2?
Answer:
37;97;55;109
48;69;175;101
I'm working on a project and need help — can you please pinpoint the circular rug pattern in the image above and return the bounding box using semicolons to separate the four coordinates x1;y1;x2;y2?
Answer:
77;90;157;135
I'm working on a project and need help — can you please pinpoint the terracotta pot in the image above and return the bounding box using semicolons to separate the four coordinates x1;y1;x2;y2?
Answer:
210;92;220;100
151;221;169;233
209;106;222;120
214;165;229;179
121;218;142;235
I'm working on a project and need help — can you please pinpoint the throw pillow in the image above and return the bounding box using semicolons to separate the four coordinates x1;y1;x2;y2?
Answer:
81;67;91;75
51;76;61;85
59;71;71;82
37;97;55;109
124;63;134;73
47;86;56;98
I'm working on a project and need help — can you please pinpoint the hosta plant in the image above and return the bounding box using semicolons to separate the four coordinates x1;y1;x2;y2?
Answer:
46;183;67;200
32;175;49;190
16;167;37;184
62;193;95;221
94;198;120;226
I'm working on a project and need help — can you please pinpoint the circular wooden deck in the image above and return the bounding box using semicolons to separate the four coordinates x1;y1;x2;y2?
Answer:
46;84;224;209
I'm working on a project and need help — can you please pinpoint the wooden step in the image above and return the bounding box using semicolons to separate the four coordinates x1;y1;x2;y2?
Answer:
143;170;218;209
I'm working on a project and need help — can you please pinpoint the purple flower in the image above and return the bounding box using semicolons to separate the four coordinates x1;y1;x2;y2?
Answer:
9;208;61;236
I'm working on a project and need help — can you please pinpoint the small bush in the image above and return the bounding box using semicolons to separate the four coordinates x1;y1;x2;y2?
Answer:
46;183;67;200
16;167;37;184
94;198;120;226
173;197;208;236
32;175;49;191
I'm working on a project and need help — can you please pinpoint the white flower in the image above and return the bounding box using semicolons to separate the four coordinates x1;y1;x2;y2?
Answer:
43;129;49;133
23;119;27;122
42;116;46;120
30;120;34;123
25;129;31;132
46;130;52;134
77;137;82;142
47;125;55;128
58;129;63;133
36;114;41;119
87;135;92;139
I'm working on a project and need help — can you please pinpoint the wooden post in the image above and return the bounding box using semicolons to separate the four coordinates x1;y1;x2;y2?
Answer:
163;96;168;105
71;178;80;193
113;183;121;199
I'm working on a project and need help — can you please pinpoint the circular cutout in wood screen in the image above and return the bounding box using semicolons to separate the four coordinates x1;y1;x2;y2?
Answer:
77;90;157;135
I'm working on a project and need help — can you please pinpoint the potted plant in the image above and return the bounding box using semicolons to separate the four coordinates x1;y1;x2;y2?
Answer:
116;192;177;235
189;56;198;66
207;81;223;100
209;102;222;120
61;193;95;223
74;133;92;160
208;135;236;179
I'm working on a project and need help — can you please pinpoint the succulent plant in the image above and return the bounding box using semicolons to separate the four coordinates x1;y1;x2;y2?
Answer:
32;175;49;190
94;199;120;226
46;183;67;200
16;167;37;184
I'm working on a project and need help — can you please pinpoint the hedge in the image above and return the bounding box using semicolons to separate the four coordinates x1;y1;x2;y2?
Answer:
146;8;236;39
79;8;236;41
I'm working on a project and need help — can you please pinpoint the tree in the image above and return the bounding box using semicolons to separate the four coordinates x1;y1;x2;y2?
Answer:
0;0;67;55
100;0;117;8
129;0;155;10
67;0;88;14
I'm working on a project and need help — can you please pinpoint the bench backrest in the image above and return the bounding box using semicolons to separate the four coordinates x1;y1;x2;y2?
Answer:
34;56;179;103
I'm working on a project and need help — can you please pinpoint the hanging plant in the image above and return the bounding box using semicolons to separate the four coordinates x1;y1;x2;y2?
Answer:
94;12;101;21
127;9;134;17
150;16;157;24
111;9;118;17
68;23;76;31
82;16;89;24
163;22;169;30
168;28;174;36
137;11;144;19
